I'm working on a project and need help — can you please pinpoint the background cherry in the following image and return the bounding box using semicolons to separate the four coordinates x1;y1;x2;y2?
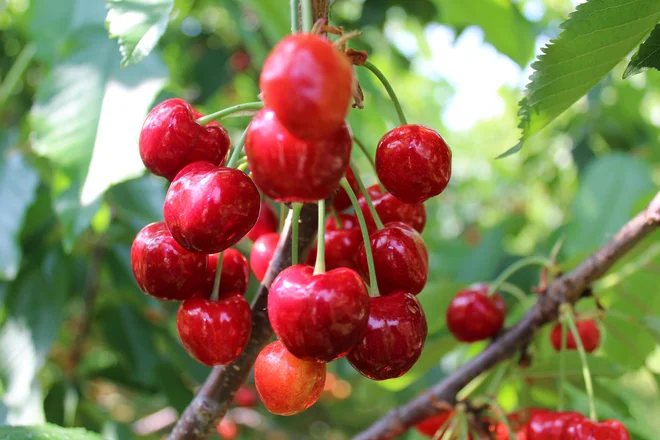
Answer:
130;222;207;301
164;162;260;253
250;232;280;282
254;340;326;416
562;418;630;440
216;418;238;440
233;385;258;408
415;412;453;437
527;410;583;439
195;249;249;298
358;184;426;233
550;319;601;353
139;98;230;181
307;214;362;271
246;200;279;242
446;283;507;342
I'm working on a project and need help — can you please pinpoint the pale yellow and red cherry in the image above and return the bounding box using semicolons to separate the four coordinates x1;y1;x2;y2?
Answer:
446;284;507;342
550;319;600;353
306;214;362;271
164;161;261;254
249;232;280;282
358;184;426;233
246;201;279;242
194;249;249;299
268;265;370;362
139;98;230;181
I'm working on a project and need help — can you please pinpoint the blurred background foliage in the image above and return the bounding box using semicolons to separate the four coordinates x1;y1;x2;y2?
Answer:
0;0;659;439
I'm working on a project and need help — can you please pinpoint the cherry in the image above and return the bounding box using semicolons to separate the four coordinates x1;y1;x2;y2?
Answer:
234;385;258;408
357;222;428;296
254;340;326;416
245;108;352;202
347;291;427;380
358;184;426;233
491;408;544;440
139;98;231;181
375;124;452;204
446;283;507;342
307;214;362;271
246;201;279;242
527;410;584;439
130;222;207;301
415;411;453;437
164;161;260;253
561;419;630;440
195;249;250;298
333;166;360;212
216;418;238;439
249;232;280;282
550;319;601;353
176;294;252;366
260;33;353;141
268;265;370;362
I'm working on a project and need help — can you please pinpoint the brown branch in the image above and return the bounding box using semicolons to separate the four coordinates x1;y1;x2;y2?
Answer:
353;190;660;440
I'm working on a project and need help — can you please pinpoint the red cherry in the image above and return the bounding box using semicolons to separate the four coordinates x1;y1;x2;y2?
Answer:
446;284;507;342
375;124;452;204
561;418;630;440
249;232;280;282
130;222;207;301
246;201;279;242
164;162;260;253
307;214;363;271
358;184;426;233
528;410;584;439
234;385;258;408
195;249;250;298
216;418;238;439
139;98;230;181
245;108;352;202
491;408;544;439
176;294;252;366
254;340;326;416
550;319;601;353
357;222;428;296
260;33;353;140
269;265;370;362
333;166;360;212
347;291;427;380
415;411;453;437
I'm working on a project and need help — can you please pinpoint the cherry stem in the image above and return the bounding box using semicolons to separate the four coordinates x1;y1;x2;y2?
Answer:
350;162;384;230
558;317;568;411
226;127;249;169
291;203;303;265
301;0;313;32
487;256;553;297
479;397;519;440
341;179;380;296
498;282;532;309
290;0;299;33
431;413;454;440
331;206;343;229
314;200;326;275
439;418;457;440
362;60;408;126
196;102;264;126
561;304;598;422
485;361;511;396
353;137;385;191
456;407;469;440
210;251;224;302
279;203;286;232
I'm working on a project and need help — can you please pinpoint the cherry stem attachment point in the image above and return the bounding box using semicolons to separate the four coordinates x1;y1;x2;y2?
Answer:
480;396;519;440
331;206;343;229
341;179;379;296
290;0;299;33
226;127;249;169
314;200;326;275
362;60;408;126
196;102;264;126
350;162;384;230
291;203;303;266
301;0;313;32
487;256;553;297
210;251;224;302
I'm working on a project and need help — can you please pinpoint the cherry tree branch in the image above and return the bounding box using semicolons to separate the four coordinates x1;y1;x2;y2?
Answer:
353;190;660;440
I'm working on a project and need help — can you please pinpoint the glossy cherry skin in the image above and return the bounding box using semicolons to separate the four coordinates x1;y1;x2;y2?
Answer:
528;410;584;439
195;249;250;298
249;232;280;282
446;283;507;342
357;222;428;296
347;291;428;380
254;340;326;416
260;33;353;141
415;412;454;438
376;124;452;204
550;319;601;353
176;294;252;366
561;419;630;440
130;222;207;301
164;162;261;253
139;98;231;181
246;201;279;242
491;408;544;440
245;108;353;202
333;166;360;212
268;265;370;362
307;214;362;271
358;184;426;233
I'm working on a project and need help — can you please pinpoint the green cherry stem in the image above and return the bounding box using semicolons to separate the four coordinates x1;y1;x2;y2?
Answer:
290;0;299;33
291;203;303;265
498;282;532;309
350;162;384;230
314;200;327;275
487;255;553;297
341;179;380;296
477;396;518;440
362;60;408;126
279;203;287;232
558;316;568;411
210;251;224;302
353;136;379;173
439;418;457;440
301;0;313;32
331;206;343;229
431;413;454;440
226;127;249;169
456;407;469;440
196;102;264;126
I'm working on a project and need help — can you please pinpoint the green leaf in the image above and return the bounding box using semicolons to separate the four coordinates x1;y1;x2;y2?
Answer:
241;0;290;44
624;23;660;78
513;0;660;153
0;424;102;440
0;151;39;280
107;0;174;67
54;182;102;252
639;316;660;344
519;353;622;379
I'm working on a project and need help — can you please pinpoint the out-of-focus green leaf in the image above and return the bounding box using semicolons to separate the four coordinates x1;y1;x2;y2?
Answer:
360;0;438;27
106;175;166;230
242;0;289;44
624;23;660;78
54;182;102;252
639;316;660;344
107;0;174;67
155;362;193;413
519;353;622;379
0;424;102;439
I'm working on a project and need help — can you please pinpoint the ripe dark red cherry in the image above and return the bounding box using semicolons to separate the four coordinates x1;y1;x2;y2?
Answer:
561;418;630;440
527;410;583;439
254;340;326;416
260;33;353;140
446;284;507;342
249;232;280;282
195;249;249;298
130;222;207;301
358;184;426;233
376;124;452;204
269;265;370;362
357;222;428;296
245;108;352;202
176;294;252;366
307;214;362;271
139;98;231;181
333;166;360;212
550;319;601;353
246;201;279;242
347;291;427;380
415;411;453;437
164;162;260;253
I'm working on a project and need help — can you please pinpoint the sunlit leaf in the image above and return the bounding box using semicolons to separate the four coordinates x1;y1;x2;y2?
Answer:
0;424;102;440
624;23;660;78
